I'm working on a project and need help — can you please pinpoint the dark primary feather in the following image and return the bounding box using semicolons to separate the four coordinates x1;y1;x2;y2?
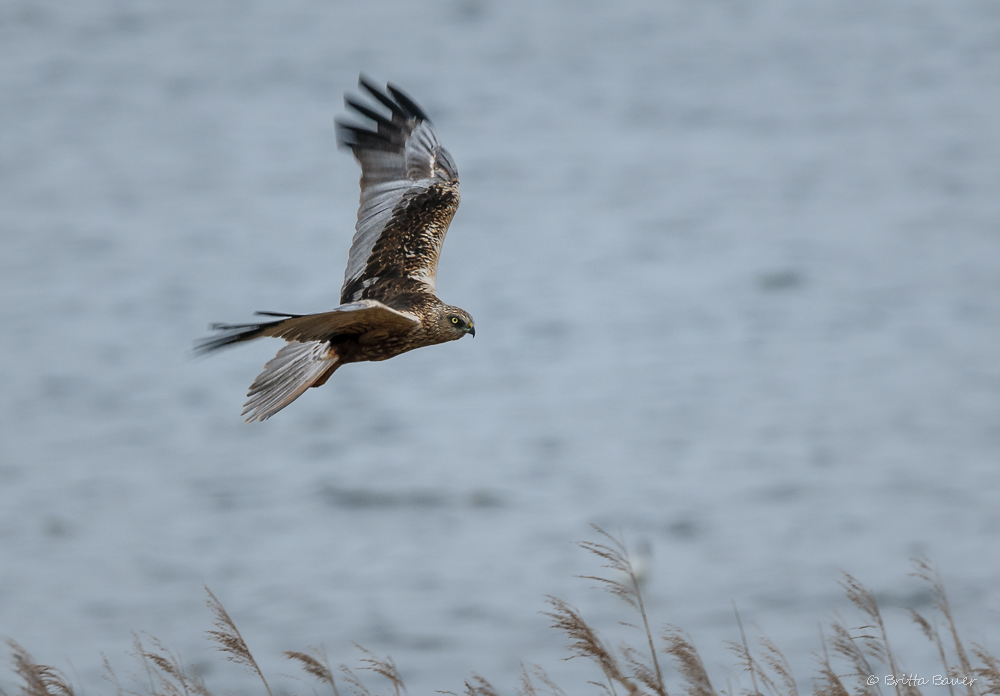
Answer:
335;77;427;153
344;98;395;132
386;83;430;120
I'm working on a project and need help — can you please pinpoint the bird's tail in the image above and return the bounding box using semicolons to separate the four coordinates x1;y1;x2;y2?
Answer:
194;312;303;355
241;340;340;422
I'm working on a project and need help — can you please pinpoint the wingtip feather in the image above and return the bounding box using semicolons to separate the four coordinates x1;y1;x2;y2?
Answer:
358;76;408;119
386;83;429;121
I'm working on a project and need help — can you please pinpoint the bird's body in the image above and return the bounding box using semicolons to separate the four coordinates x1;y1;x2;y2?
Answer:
198;77;474;421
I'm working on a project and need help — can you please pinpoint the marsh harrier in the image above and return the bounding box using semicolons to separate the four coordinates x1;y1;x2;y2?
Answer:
198;77;473;421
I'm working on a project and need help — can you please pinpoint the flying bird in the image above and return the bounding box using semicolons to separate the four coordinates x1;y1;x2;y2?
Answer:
197;77;474;421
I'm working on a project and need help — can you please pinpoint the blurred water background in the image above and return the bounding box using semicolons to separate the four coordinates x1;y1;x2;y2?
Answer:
2;0;1000;692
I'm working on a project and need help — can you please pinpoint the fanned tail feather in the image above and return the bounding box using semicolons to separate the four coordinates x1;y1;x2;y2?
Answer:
242;341;339;422
195;321;279;354
195;312;302;354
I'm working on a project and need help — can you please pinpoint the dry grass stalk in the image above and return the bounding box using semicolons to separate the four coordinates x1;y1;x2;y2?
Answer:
724;619;798;696
971;645;1000;695
814;634;850;696
579;526;667;696
662;627;715;696
517;663;566;696
517;665;540;696
285;646;340;696
544;594;642;695
5;640;75;696
357;646;406;696
726;604;763;696
757;635;797;696
911;559;976;696
840;574;915;696
338;663;373;696
621;643;667;695
102;654;124;696
204;588;273;696
129;633;213;696
908;610;955;696
462;673;502;696
336;645;406;696
826;615;882;696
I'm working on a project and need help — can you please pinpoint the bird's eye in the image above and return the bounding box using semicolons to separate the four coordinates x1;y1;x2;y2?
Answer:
451;317;460;325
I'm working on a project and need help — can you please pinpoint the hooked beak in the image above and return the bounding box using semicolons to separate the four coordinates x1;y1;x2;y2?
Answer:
468;325;476;338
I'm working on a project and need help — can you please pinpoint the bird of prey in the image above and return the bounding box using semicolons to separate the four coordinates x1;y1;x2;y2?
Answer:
197;77;474;422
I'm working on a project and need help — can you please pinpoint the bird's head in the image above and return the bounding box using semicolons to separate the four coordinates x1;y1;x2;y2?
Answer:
440;306;475;339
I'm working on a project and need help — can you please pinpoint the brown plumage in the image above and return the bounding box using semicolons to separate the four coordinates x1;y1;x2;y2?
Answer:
197;77;474;422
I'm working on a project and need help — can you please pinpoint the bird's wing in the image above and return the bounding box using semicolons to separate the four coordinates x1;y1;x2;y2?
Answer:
195;299;420;353
336;76;460;304
242;341;338;422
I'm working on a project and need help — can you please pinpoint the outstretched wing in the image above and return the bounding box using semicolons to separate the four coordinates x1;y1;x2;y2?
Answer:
336;76;460;304
195;300;420;354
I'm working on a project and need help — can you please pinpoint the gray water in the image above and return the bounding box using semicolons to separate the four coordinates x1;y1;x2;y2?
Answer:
2;0;1000;692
